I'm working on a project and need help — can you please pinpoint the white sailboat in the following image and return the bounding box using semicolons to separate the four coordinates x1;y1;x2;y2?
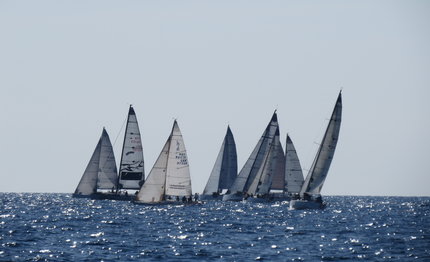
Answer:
135;120;192;204
73;128;118;198
222;111;279;201
201;126;237;201
290;91;342;209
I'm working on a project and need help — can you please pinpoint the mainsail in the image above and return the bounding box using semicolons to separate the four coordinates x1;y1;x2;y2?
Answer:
74;128;118;195
284;134;304;194
300;92;342;195
270;140;286;191
226;111;279;194
202;126;237;195
118;105;145;190
136;120;192;203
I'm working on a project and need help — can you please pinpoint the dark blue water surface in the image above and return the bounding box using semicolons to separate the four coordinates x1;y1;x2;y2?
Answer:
1;194;429;261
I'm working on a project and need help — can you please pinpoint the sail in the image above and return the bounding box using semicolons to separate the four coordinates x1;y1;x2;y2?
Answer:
135;136;170;203
270;140;286;190
247;127;281;195
227;112;279;194
96;129;118;189
136;120;192;203
202;126;237;195
118;106;145;189
284;134;304;193
300;92;342;195
74;133;102;195
165;121;192;197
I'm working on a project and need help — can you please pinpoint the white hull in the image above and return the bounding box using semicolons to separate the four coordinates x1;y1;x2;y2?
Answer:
289;199;324;210
199;194;222;201
222;193;244;201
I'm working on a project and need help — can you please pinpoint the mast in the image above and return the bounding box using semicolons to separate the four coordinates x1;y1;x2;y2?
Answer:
300;91;342;195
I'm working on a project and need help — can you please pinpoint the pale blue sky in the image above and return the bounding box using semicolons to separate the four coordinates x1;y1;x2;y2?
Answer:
1;1;429;196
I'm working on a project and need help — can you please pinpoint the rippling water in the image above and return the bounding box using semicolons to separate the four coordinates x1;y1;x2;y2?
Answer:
0;194;429;261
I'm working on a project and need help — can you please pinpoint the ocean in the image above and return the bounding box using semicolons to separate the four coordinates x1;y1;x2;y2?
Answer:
0;194;429;261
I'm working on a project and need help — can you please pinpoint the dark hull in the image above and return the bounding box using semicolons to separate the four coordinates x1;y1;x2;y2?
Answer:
72;193;135;201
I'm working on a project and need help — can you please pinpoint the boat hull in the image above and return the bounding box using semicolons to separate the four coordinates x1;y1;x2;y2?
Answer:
72;193;135;201
289;199;325;210
199;194;222;201
222;193;244;201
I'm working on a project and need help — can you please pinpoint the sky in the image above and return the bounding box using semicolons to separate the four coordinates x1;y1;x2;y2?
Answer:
0;1;429;196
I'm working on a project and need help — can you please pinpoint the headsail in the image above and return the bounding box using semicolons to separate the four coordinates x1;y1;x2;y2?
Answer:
300;92;342;195
74;128;118;195
96;129;118;189
247;127;282;195
284;134;304;194
227;111;279;194
270;139;286;191
118;105;145;189
136;120;192;203
202;126;237;195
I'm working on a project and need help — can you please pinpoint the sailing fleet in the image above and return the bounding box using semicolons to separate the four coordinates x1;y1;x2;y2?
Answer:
73;92;342;209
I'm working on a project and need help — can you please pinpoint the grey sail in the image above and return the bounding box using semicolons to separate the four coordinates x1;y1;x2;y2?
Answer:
202;126;237;195
74;128;118;195
247;127;282;195
226;112;279;194
118;105;145;190
300;92;342;195
270;139;286;191
284;134;304;194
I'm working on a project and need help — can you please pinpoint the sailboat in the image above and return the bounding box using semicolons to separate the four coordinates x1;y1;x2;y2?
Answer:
271;134;304;201
92;105;145;201
135;120;193;204
201;126;237;201
222;111;279;201
73;128;118;199
246;126;283;202
290;91;342;209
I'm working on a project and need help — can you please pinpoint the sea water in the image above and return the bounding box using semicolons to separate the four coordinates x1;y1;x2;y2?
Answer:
0;194;429;261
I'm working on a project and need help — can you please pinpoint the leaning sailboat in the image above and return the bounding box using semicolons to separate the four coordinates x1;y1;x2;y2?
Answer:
201;126;237;201
290;91;342;209
222;111;279;201
135;120;192;204
73;128;118;199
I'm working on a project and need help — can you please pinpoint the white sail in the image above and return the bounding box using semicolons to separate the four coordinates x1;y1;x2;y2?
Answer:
165;121;192;197
96;129;118;189
136;120;192;203
74;134;102;195
300;92;342;195
202;126;237;195
74;128;118;195
135;137;170;203
118;106;145;189
270;140;286;191
284;134;304;194
247;127;281;195
226;112;279;194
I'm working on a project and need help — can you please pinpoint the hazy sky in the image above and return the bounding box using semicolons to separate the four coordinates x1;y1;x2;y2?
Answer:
1;1;429;196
